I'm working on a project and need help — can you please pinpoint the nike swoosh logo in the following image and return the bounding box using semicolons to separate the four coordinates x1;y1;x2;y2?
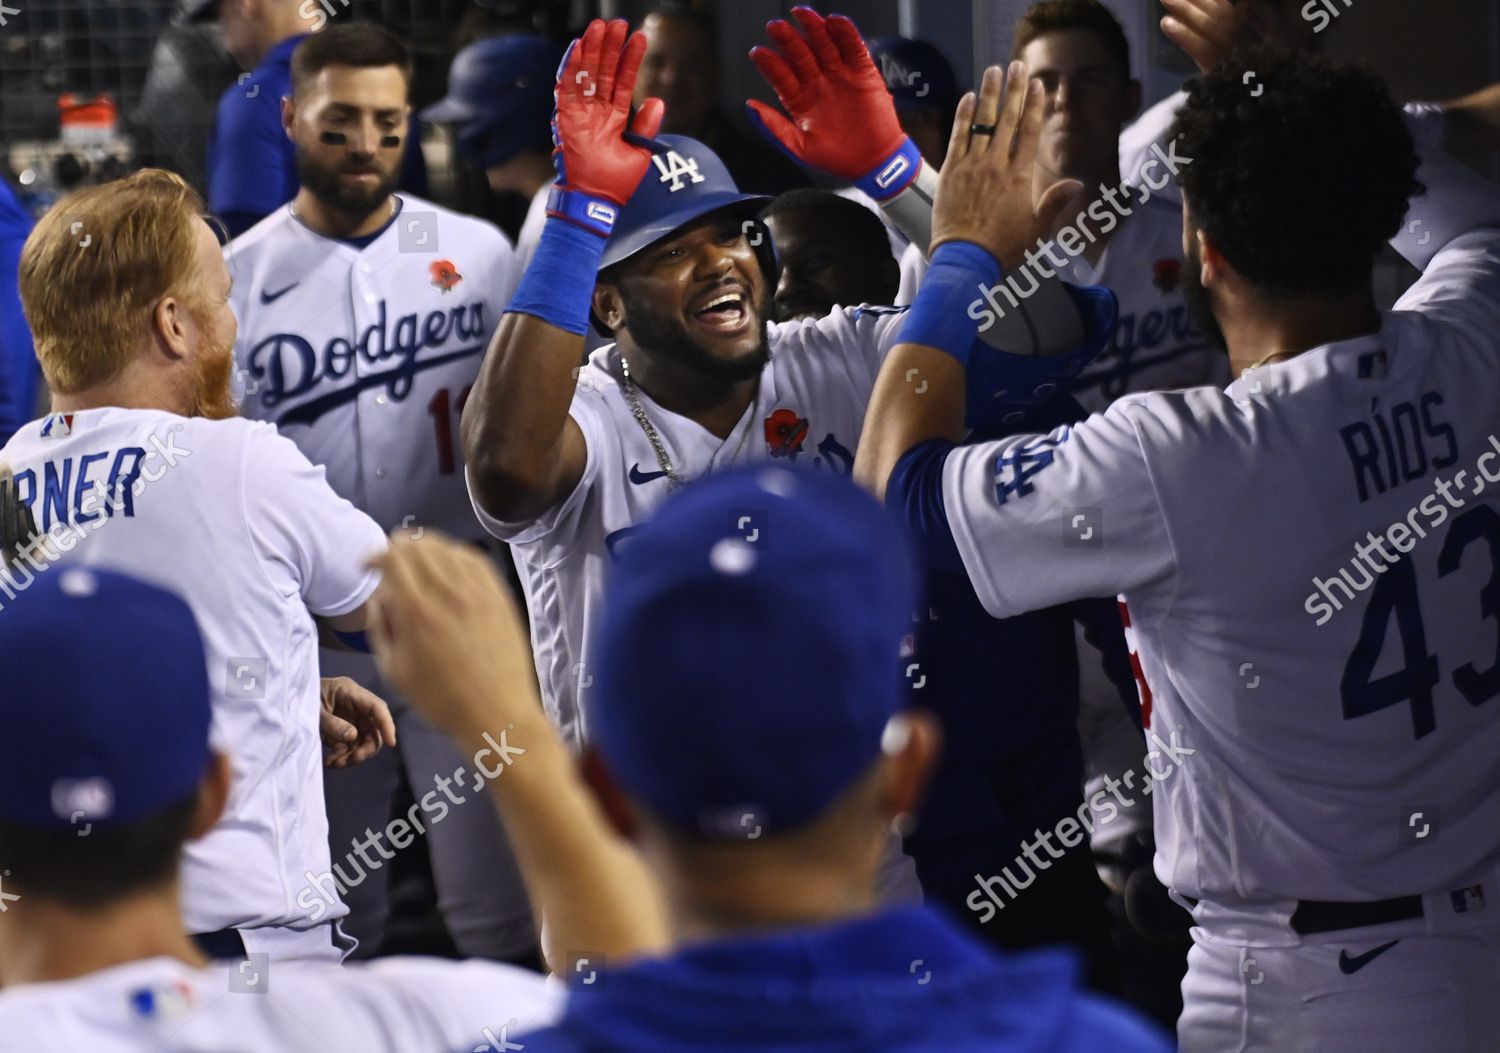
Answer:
1338;939;1400;974
628;463;669;485
260;282;299;304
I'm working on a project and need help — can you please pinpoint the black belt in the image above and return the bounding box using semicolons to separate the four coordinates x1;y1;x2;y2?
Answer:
1177;895;1424;935
191;927;248;959
1290;896;1423;935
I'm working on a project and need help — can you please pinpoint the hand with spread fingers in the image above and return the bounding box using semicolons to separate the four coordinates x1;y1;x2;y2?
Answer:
931;62;1084;272
747;6;921;201
547;18;666;235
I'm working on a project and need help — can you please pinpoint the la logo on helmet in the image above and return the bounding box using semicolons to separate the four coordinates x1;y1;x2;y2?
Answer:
653;150;706;192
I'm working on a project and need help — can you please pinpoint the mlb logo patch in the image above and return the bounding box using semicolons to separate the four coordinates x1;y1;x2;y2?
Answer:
1357;350;1388;379
1450;884;1485;915
40;413;74;438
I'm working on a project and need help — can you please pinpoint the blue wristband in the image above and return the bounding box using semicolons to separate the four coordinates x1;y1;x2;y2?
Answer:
546;185;622;239
506;214;609;336
899;241;1002;368
853;138;923;202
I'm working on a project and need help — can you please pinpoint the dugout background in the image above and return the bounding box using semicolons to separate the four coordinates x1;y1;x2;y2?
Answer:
2;0;1497;211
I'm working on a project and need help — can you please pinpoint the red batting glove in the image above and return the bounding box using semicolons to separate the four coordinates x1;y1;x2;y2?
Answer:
549;19;665;236
746;7;918;198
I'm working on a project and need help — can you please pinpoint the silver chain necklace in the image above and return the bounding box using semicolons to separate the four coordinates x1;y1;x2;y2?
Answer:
618;354;757;492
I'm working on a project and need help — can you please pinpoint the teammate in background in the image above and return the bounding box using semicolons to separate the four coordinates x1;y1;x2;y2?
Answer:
1;169;393;964
509;466;1168;1053
857;48;1500;1051
906;0;1226;410
0;558;668;1051
866;36;960;170
1130;0;1500;200
225;23;535;966
760;189;899;323
422;34;566;272
633;3;807;196
0;176;39;444
461;13;1109;756
188;0;427;239
839;36;960;258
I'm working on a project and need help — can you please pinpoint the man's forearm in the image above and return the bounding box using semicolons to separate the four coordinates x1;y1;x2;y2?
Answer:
461;217;601;522
447;706;670;970
854;344;965;500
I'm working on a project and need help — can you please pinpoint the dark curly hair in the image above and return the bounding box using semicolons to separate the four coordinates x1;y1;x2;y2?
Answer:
1170;47;1423;298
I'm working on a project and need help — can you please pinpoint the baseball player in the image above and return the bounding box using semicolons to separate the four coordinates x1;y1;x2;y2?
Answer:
225;22;535;964
0;550;670;1051
857;48;1500;1052
899;0;1226;413
0;168;394;964
188;0;427;239
463;13;1111;756
505;465;1169;1053
1125;0;1500;208
421;34;567;272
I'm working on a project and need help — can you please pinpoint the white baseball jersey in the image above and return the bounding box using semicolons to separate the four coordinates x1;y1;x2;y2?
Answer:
0;410;386;939
935;226;1500;903
470;307;907;749
515;183;552;272
228;195;519;538
0;954;561;1052
898;194;1228;412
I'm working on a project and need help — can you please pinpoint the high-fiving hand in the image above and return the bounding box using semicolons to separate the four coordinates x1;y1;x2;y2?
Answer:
747;7;918;199
548;19;665;234
931;62;1084;272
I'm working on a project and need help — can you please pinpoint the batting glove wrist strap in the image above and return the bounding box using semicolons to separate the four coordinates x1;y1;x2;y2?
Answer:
878;158;939;254
853;138;924;203
506;215;609;336
546;185;621;239
899;240;1002;368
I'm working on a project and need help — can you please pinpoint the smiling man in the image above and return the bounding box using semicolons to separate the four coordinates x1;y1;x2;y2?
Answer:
462;15;1111;757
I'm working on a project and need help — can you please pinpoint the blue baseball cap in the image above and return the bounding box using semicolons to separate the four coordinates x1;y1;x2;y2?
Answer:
599;134;769;271
421;34;566;169
0;567;213;830
591;466;920;840
867;37;960;114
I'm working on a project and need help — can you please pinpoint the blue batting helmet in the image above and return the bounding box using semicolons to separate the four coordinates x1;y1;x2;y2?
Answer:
598;134;772;274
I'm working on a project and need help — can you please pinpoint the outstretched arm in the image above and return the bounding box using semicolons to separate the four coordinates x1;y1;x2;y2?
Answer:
367;532;670;970
855;63;1084;500
461;20;664;527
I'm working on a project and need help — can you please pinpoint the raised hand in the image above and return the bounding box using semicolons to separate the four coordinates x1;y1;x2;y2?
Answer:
1161;0;1309;73
747;7;918;199
549;19;666;234
932;63;1083;272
